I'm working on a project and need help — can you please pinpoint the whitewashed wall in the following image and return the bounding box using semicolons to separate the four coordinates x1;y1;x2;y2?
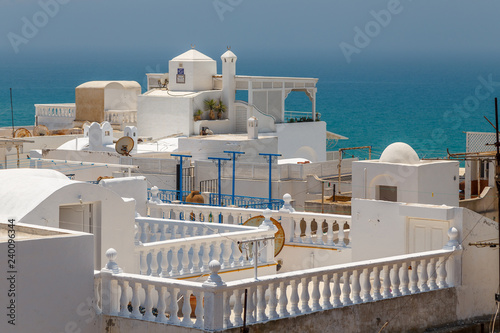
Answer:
275;122;327;162
0;223;95;333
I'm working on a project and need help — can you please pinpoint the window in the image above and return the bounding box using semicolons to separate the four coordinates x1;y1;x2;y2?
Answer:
377;185;397;202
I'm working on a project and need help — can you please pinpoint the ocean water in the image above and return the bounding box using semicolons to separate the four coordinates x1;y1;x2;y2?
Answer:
0;54;498;160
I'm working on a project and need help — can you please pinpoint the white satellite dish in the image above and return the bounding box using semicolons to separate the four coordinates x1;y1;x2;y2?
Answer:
115;136;134;156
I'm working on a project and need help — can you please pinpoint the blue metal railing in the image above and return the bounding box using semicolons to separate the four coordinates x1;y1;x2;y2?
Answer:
147;188;191;203
209;193;283;210
147;188;283;209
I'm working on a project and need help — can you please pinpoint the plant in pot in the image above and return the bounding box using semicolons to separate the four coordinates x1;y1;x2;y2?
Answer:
204;99;216;120
215;99;227;119
194;109;203;121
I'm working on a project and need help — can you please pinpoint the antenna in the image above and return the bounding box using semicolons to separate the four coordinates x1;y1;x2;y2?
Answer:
115;136;134;156
33;125;49;136
14;128;32;138
10;88;14;137
495;97;500;304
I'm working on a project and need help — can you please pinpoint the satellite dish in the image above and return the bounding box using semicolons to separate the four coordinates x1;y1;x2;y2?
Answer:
33;125;49;136
115;136;134;156
14;128;32;138
241;215;285;257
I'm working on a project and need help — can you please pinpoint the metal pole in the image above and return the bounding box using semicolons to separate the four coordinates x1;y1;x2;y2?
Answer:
10;88;15;137
495;97;500;297
224;151;244;206
259;153;281;209
321;181;324;214
241;289;248;333
254;240;258;280
172;154;192;202
208;156;231;206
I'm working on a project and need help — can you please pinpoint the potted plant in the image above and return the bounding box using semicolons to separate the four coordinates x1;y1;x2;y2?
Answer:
204;99;216;120
194;109;203;121
215;99;227;119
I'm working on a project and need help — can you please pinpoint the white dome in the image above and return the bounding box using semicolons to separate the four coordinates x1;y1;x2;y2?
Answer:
379;142;420;164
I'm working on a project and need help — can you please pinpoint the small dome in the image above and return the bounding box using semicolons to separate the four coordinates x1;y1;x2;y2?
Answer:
379;142;420;164
171;49;214;61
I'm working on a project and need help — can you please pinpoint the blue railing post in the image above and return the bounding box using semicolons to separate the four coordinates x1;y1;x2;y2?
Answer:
208;156;231;206
224;150;245;206
171;154;192;202
259;153;281;209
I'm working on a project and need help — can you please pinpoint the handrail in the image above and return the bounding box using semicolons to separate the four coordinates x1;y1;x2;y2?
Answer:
234;100;276;122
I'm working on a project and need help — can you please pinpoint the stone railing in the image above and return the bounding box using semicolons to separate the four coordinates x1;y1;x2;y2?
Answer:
135;217;276;278
95;229;461;331
105;110;137;128
35;103;76;118
148;191;351;248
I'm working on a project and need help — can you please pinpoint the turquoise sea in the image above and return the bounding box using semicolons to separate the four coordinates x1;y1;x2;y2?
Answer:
0;53;498;160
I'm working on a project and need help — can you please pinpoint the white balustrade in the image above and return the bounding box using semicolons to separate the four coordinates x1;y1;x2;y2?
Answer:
96;245;459;331
35;103;76;118
105;110;137;125
135;218;275;279
147;194;352;249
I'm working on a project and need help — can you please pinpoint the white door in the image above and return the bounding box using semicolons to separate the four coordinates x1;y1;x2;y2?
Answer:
408;218;449;253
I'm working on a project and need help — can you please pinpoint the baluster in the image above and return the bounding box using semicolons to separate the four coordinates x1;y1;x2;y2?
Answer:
400;262;410;296
212;241;221;263
247;287;256;323
240;238;251;266
289;279;300;315
171;225;178;239
135;223;142;245
293;218;301;243
181;225;188;238
140;251;148;275
222;240;232;269
322;273;332;309
419;259;429;292
232;240;242;267
191;244;201;274
278;281;289;316
341;271;352;305
351;269;362;304
144;284;155;321
94;277;102;314
304;219;313;244
149;222;157;242
170;246;179;277
268;283;279;319
438;257;448;288
118;280;129;316
181;245;190;276
428;258;438;290
140;222;147;244
326;220;335;246
316;220;325;245
337;221;346;247
300;277;311;313
159;224;167;241
409;260;420;294
130;282;142;319
233;289;243;326
372;266;382;301
193;291;204;328
391;264;401;297
181;289;193;326
150;250;159;277
311;276;321;311
156;286;168;323
168;287;180;325
201;243;210;272
256;285;268;321
382;265;391;299
361;268;373;302
160;248;169;278
223;291;232;328
332;273;342;307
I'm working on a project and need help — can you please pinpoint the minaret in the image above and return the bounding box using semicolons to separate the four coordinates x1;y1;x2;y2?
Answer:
221;48;237;131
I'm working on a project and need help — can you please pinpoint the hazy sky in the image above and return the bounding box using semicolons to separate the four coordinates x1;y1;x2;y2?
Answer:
1;0;499;64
